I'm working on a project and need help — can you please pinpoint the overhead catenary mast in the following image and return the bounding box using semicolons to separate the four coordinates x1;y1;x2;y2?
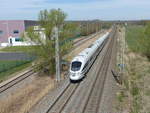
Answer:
54;26;61;81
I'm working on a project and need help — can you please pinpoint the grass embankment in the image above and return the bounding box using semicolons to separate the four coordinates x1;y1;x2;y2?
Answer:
0;46;39;52
126;25;145;52
122;25;150;113
0;61;32;82
126;25;150;59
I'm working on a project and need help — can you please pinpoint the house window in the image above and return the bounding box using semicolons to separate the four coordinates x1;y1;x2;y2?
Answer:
0;30;3;35
13;30;19;34
15;38;23;42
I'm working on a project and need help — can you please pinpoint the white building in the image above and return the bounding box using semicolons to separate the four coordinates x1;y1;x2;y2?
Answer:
0;26;46;47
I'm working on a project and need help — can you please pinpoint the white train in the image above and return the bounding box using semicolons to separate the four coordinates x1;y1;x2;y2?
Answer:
69;32;110;81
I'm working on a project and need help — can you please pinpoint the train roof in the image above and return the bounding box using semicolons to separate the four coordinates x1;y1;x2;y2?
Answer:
72;48;91;62
71;32;110;64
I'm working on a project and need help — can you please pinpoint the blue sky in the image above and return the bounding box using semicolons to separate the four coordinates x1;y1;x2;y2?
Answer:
0;0;150;20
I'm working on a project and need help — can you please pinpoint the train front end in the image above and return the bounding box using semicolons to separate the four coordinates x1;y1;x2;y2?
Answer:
69;60;84;81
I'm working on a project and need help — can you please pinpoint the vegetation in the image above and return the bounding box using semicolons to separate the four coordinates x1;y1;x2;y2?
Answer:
0;46;39;52
24;9;79;75
126;24;150;60
144;22;150;59
80;22;101;36
101;22;112;29
79;21;112;36
117;91;125;103
127;59;142;113
125;24;150;113
0;60;31;82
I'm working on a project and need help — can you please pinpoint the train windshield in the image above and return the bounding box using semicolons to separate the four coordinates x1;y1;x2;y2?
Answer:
71;61;82;71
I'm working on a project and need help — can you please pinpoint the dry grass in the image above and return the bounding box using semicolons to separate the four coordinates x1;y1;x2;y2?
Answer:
125;51;150;113
115;27;130;113
116;26;150;113
0;75;54;113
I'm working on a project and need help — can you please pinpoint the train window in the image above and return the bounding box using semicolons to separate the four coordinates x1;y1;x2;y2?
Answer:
71;61;82;71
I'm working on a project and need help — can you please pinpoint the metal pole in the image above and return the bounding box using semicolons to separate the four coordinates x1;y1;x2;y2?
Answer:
54;26;61;81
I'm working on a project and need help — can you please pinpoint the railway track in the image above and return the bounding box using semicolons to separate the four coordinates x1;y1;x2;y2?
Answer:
45;83;79;113
64;29;116;113
82;28;116;113
0;31;102;94
0;69;36;93
34;27;117;113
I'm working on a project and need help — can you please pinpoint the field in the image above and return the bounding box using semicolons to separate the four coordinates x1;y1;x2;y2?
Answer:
126;25;146;53
0;60;32;82
123;25;150;112
0;46;39;52
126;25;150;59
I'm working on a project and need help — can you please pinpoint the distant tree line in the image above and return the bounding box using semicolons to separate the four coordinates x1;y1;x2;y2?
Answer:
79;21;112;36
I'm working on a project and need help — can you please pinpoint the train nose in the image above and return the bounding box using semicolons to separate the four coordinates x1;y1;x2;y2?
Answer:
70;72;80;76
70;73;78;77
70;72;82;81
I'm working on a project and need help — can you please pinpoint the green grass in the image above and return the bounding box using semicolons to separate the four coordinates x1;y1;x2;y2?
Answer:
125;25;150;113
126;25;150;60
0;60;32;82
126;25;146;53
117;91;125;102
0;60;30;72
0;46;40;52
